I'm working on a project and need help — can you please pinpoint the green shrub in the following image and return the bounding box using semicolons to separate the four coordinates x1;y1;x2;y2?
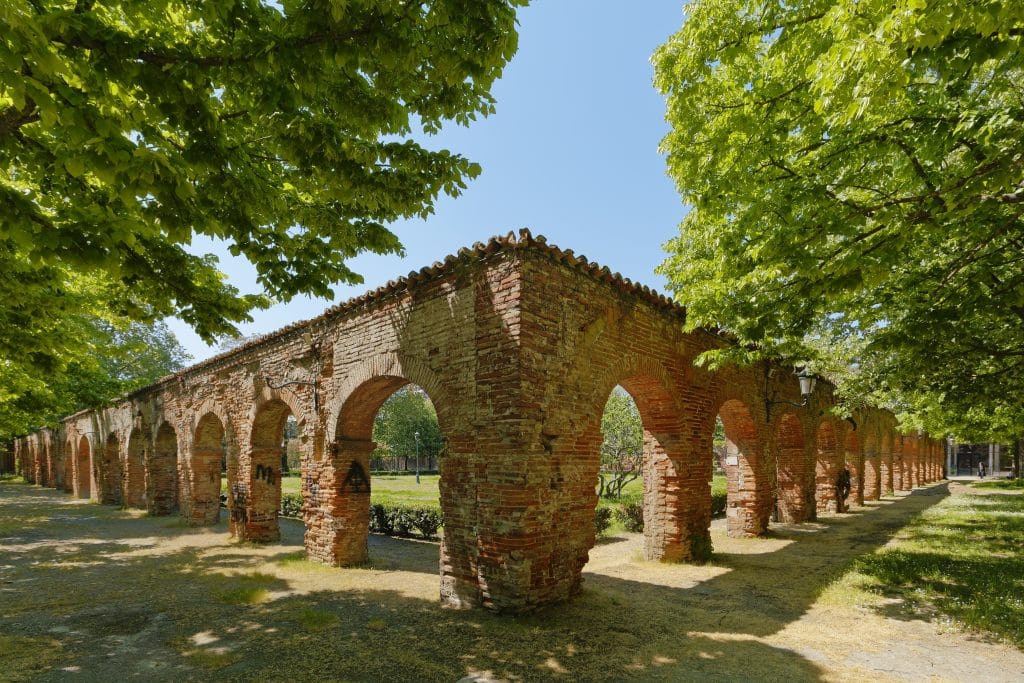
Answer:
711;491;727;517
370;503;395;536
594;506;612;537
614;502;644;532
369;503;442;539
280;493;303;518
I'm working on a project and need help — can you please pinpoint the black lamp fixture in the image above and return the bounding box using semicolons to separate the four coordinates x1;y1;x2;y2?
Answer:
764;366;817;423
264;331;322;411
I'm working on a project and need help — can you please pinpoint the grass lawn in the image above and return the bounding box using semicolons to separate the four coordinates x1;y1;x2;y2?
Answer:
824;483;1024;648
228;473;727;511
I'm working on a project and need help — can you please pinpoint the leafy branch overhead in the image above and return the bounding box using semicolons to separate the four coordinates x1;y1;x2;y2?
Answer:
654;0;1024;439
0;1;525;438
1;0;525;339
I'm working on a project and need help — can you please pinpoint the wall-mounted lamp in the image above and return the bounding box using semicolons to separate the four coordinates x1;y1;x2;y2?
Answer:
264;333;321;411
764;366;817;423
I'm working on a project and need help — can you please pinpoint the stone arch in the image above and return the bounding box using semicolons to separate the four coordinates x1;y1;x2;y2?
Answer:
149;421;179;516
814;421;841;513
775;410;812;523
715;397;766;536
325;352;452;445
125;427;147;509
75;435;92;499
318;374;443;566
100;432;124;505
190;412;227;526
569;352;701;563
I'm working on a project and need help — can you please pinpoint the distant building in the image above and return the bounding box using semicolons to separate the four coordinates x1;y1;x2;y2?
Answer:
946;441;1010;476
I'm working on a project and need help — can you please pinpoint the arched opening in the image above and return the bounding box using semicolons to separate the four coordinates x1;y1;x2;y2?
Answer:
75;436;91;499
62;441;74;493
587;375;698;563
719;399;766;537
775;411;810;523
192;413;227;526
101;433;123;505
246;399;298;542
149;423;179;516
125;428;146;508
814;422;840;513
324;378;442;565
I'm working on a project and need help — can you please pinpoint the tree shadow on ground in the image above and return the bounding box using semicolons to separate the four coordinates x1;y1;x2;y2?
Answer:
0;481;953;681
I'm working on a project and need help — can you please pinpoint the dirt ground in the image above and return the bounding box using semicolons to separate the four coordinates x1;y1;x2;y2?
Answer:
1;480;1022;682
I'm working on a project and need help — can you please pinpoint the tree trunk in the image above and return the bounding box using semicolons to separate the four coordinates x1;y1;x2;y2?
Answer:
1014;438;1022;479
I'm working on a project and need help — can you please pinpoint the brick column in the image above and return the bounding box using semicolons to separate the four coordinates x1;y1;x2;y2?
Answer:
863;445;880;501
306;439;373;566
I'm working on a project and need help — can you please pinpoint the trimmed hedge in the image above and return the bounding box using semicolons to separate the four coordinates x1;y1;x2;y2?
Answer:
370;503;442;539
276;495;442;540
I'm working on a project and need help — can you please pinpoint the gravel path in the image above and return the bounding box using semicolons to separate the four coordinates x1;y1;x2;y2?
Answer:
1;480;1021;682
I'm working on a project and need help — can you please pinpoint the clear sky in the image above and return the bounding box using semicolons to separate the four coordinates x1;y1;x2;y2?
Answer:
167;2;690;362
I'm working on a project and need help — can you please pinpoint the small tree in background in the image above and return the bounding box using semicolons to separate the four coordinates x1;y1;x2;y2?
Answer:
372;387;443;472
599;388;643;499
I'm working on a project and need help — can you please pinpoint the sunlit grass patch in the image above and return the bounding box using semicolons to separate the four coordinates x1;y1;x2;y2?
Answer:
273;551;334;572
182;648;242;671
0;635;64;682
846;489;1024;646
214;572;278;605
295;607;340;631
973;478;1024;491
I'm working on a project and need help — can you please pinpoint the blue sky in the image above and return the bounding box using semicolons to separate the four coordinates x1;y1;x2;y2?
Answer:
168;2;689;362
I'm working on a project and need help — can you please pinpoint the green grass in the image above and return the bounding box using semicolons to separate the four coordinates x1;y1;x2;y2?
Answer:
836;487;1024;647
973;478;1024;490
232;473;728;509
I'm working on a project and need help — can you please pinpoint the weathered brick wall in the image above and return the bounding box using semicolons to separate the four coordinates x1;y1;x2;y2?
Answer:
9;230;943;614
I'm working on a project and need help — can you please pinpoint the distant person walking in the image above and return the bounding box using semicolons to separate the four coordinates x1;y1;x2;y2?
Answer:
978;461;986;479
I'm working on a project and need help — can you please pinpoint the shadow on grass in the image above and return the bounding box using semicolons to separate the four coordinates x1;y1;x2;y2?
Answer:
0;480;957;681
850;488;1024;648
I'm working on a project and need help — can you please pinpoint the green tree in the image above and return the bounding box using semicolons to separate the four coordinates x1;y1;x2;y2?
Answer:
654;1;1024;442
1;0;523;440
372;387;442;471
2;0;524;344
599;388;642;499
0;316;190;439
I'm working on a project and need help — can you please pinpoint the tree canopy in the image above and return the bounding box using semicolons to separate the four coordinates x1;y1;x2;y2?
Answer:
598;388;642;498
0;315;190;439
654;0;1024;441
372;386;442;470
1;0;524;438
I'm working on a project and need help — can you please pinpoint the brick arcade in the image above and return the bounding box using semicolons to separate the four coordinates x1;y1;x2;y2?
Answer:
11;231;946;613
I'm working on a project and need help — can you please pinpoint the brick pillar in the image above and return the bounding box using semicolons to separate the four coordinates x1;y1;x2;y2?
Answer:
775;413;813;523
880;444;893;495
189;444;223;526
241;445;282;542
863;446;880;501
305;439;372;566
815;423;839;513
644;429;711;560
848;441;865;507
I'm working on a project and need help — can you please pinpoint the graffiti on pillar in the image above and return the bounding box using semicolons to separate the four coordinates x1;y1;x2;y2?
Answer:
341;461;370;494
255;464;276;485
